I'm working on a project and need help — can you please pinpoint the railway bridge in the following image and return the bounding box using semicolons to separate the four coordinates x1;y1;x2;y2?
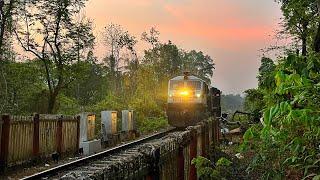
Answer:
0;110;221;179
19;118;219;180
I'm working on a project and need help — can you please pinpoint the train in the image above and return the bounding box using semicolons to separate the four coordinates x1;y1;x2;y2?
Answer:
166;72;221;127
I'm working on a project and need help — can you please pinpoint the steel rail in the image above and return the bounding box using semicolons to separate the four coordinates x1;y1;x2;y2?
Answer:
21;127;176;180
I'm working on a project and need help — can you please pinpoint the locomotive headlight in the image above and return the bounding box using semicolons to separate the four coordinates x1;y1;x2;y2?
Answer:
196;93;201;98
179;90;189;96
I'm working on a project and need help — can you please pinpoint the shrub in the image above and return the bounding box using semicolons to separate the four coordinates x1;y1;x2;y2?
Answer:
192;156;233;180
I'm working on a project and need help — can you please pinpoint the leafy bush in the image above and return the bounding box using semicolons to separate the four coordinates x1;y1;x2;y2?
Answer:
137;117;168;134
192;156;233;180
56;94;80;115
91;93;126;113
216;157;232;166
242;54;320;179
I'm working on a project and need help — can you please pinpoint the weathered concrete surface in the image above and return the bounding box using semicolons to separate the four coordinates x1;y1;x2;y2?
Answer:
57;118;219;180
79;139;101;156
121;110;134;132
101;111;118;142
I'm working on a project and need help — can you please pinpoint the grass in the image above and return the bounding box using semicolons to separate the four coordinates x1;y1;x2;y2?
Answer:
137;116;169;134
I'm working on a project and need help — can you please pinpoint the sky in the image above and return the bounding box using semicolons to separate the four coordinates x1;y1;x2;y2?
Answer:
84;0;283;94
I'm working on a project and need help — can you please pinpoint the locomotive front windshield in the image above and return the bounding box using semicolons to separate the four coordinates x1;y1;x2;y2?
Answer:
186;81;201;90
170;81;184;90
170;80;201;90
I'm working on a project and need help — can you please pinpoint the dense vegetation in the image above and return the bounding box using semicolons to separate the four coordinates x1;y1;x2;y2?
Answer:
241;1;320;178
221;94;244;114
193;0;320;179
0;0;215;133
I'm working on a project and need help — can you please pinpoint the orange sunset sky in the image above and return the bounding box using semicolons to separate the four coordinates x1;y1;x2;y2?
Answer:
84;0;284;94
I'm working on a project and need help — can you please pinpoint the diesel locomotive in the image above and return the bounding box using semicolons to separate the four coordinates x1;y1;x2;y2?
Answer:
167;72;221;127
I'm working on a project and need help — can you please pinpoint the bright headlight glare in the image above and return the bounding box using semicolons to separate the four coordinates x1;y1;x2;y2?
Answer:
196;93;201;98
179;91;189;96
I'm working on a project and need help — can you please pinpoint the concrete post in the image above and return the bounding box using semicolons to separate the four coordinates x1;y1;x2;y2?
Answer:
78;113;96;143
78;113;100;155
122;110;134;131
101;111;118;142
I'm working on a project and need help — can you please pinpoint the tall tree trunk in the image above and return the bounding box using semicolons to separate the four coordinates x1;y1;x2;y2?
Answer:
314;23;320;53
0;66;8;113
0;0;14;59
314;0;320;53
48;91;58;114
301;20;308;56
302;36;307;56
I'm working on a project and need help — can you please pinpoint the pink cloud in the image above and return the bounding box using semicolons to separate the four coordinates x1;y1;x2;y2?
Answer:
162;4;274;51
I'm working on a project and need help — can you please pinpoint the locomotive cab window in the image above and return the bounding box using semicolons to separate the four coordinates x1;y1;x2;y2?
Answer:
169;80;202;91
170;81;184;90
186;81;202;90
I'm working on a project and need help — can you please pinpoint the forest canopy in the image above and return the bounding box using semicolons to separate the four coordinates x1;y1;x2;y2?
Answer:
0;0;215;133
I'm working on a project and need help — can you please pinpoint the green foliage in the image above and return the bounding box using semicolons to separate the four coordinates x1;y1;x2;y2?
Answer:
242;54;320;179
192;156;233;180
137;117;168;134
243;89;264;114
242;2;320;177
221;94;244;113
0;60;44;114
277;0;318;55
258;57;276;91
143;41;215;84
55;94;79;115
64;60;108;107
1;2;215;137
92;94;126;113
15;0;95;113
216;157;232;167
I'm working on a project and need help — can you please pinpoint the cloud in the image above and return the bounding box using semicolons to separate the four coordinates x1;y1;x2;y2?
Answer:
162;2;275;52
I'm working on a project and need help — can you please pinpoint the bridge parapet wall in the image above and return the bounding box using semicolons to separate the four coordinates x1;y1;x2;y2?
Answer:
61;118;220;180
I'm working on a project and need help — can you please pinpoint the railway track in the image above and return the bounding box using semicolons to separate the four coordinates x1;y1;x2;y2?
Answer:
21;127;177;180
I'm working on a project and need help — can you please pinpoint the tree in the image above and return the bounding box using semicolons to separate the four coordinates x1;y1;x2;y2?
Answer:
143;40;182;100
0;60;44;114
257;57;276;90
0;0;15;59
144;41;215;83
313;0;320;52
221;94;244;113
63;59;108;108
182;50;215;83
102;23;137;73
102;23;137;93
0;0;18;112
278;0;318;56
14;0;95;113
141;27;160;49
242;54;320;178
243;89;264;113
